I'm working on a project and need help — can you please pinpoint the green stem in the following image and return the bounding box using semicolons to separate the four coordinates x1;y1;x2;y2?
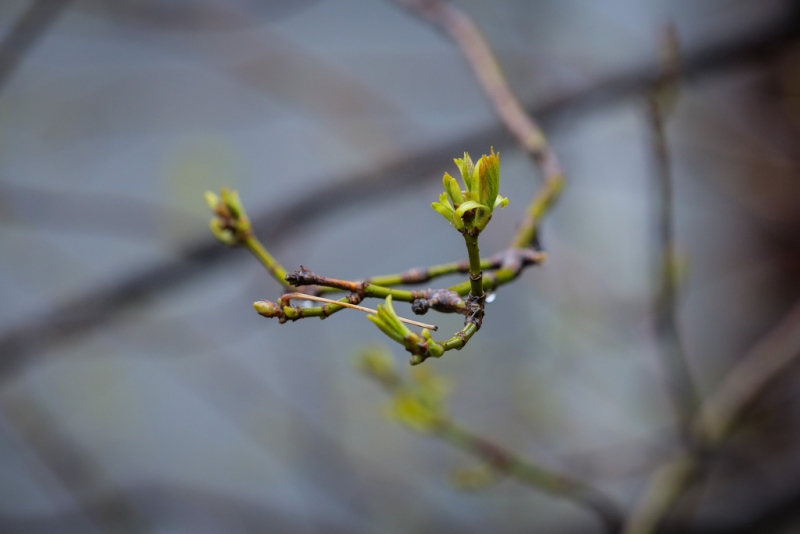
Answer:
280;285;421;322
448;264;529;296
368;257;495;287
281;297;349;320
243;236;290;287
365;284;415;301
463;232;483;298
440;322;478;351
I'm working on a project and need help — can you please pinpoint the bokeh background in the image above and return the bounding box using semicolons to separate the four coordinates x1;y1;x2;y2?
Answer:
1;1;800;532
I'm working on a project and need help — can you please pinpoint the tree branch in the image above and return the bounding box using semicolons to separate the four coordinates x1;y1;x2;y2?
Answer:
624;300;800;534
645;25;702;448
0;0;73;93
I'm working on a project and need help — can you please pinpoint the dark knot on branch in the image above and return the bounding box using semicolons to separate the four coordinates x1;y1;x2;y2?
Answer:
285;265;317;286
465;292;486;329
411;289;466;315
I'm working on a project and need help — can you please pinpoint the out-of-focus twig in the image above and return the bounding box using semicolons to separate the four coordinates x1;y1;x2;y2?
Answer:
646;24;701;447
357;348;624;533
0;390;150;533
391;0;564;249
624;27;708;534
695;300;800;448
626;24;800;533
623;451;700;534
624;300;800;534
0;0;73;93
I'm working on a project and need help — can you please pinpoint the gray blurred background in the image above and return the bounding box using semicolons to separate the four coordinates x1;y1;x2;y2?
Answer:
1;0;800;532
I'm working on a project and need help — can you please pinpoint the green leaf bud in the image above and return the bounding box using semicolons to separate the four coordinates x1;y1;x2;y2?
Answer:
209;218;236;245
386;391;440;433
454;152;475;192
382;296;411;337
253;300;282;317
369;296;412;344
355;346;396;380
436;149;507;233
204;190;220;212
477;148;500;209
431;193;456;226
368;314;403;344
220;188;244;219
443;172;464;206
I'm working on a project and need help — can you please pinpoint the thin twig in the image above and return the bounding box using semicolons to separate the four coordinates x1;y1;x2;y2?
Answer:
623;452;699;534
322;253;503;292
280;293;438;331
0;0;73;93
0;390;151;532
438;421;623;533
622;28;703;534
695;300;800;447
316;248;546;296
360;356;624;533
243;235;290;287
646;25;701;447
624;299;800;534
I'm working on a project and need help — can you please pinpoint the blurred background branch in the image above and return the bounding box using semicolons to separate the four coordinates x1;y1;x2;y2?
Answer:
0;0;72;92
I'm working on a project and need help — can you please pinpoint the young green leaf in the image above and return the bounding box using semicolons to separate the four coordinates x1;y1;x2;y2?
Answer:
454;152;475;192
478;149;500;209
454;200;488;221
443;172;464;206
432;192;459;228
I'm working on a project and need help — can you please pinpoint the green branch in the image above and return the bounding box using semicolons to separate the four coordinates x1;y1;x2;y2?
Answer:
243;235;289;288
205;188;290;288
463;232;483;298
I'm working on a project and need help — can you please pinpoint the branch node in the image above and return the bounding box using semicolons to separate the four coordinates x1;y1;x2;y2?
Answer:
465;293;486;329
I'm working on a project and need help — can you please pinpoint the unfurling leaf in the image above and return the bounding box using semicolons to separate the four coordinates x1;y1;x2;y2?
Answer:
443;172;464;206
454;152;475;192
